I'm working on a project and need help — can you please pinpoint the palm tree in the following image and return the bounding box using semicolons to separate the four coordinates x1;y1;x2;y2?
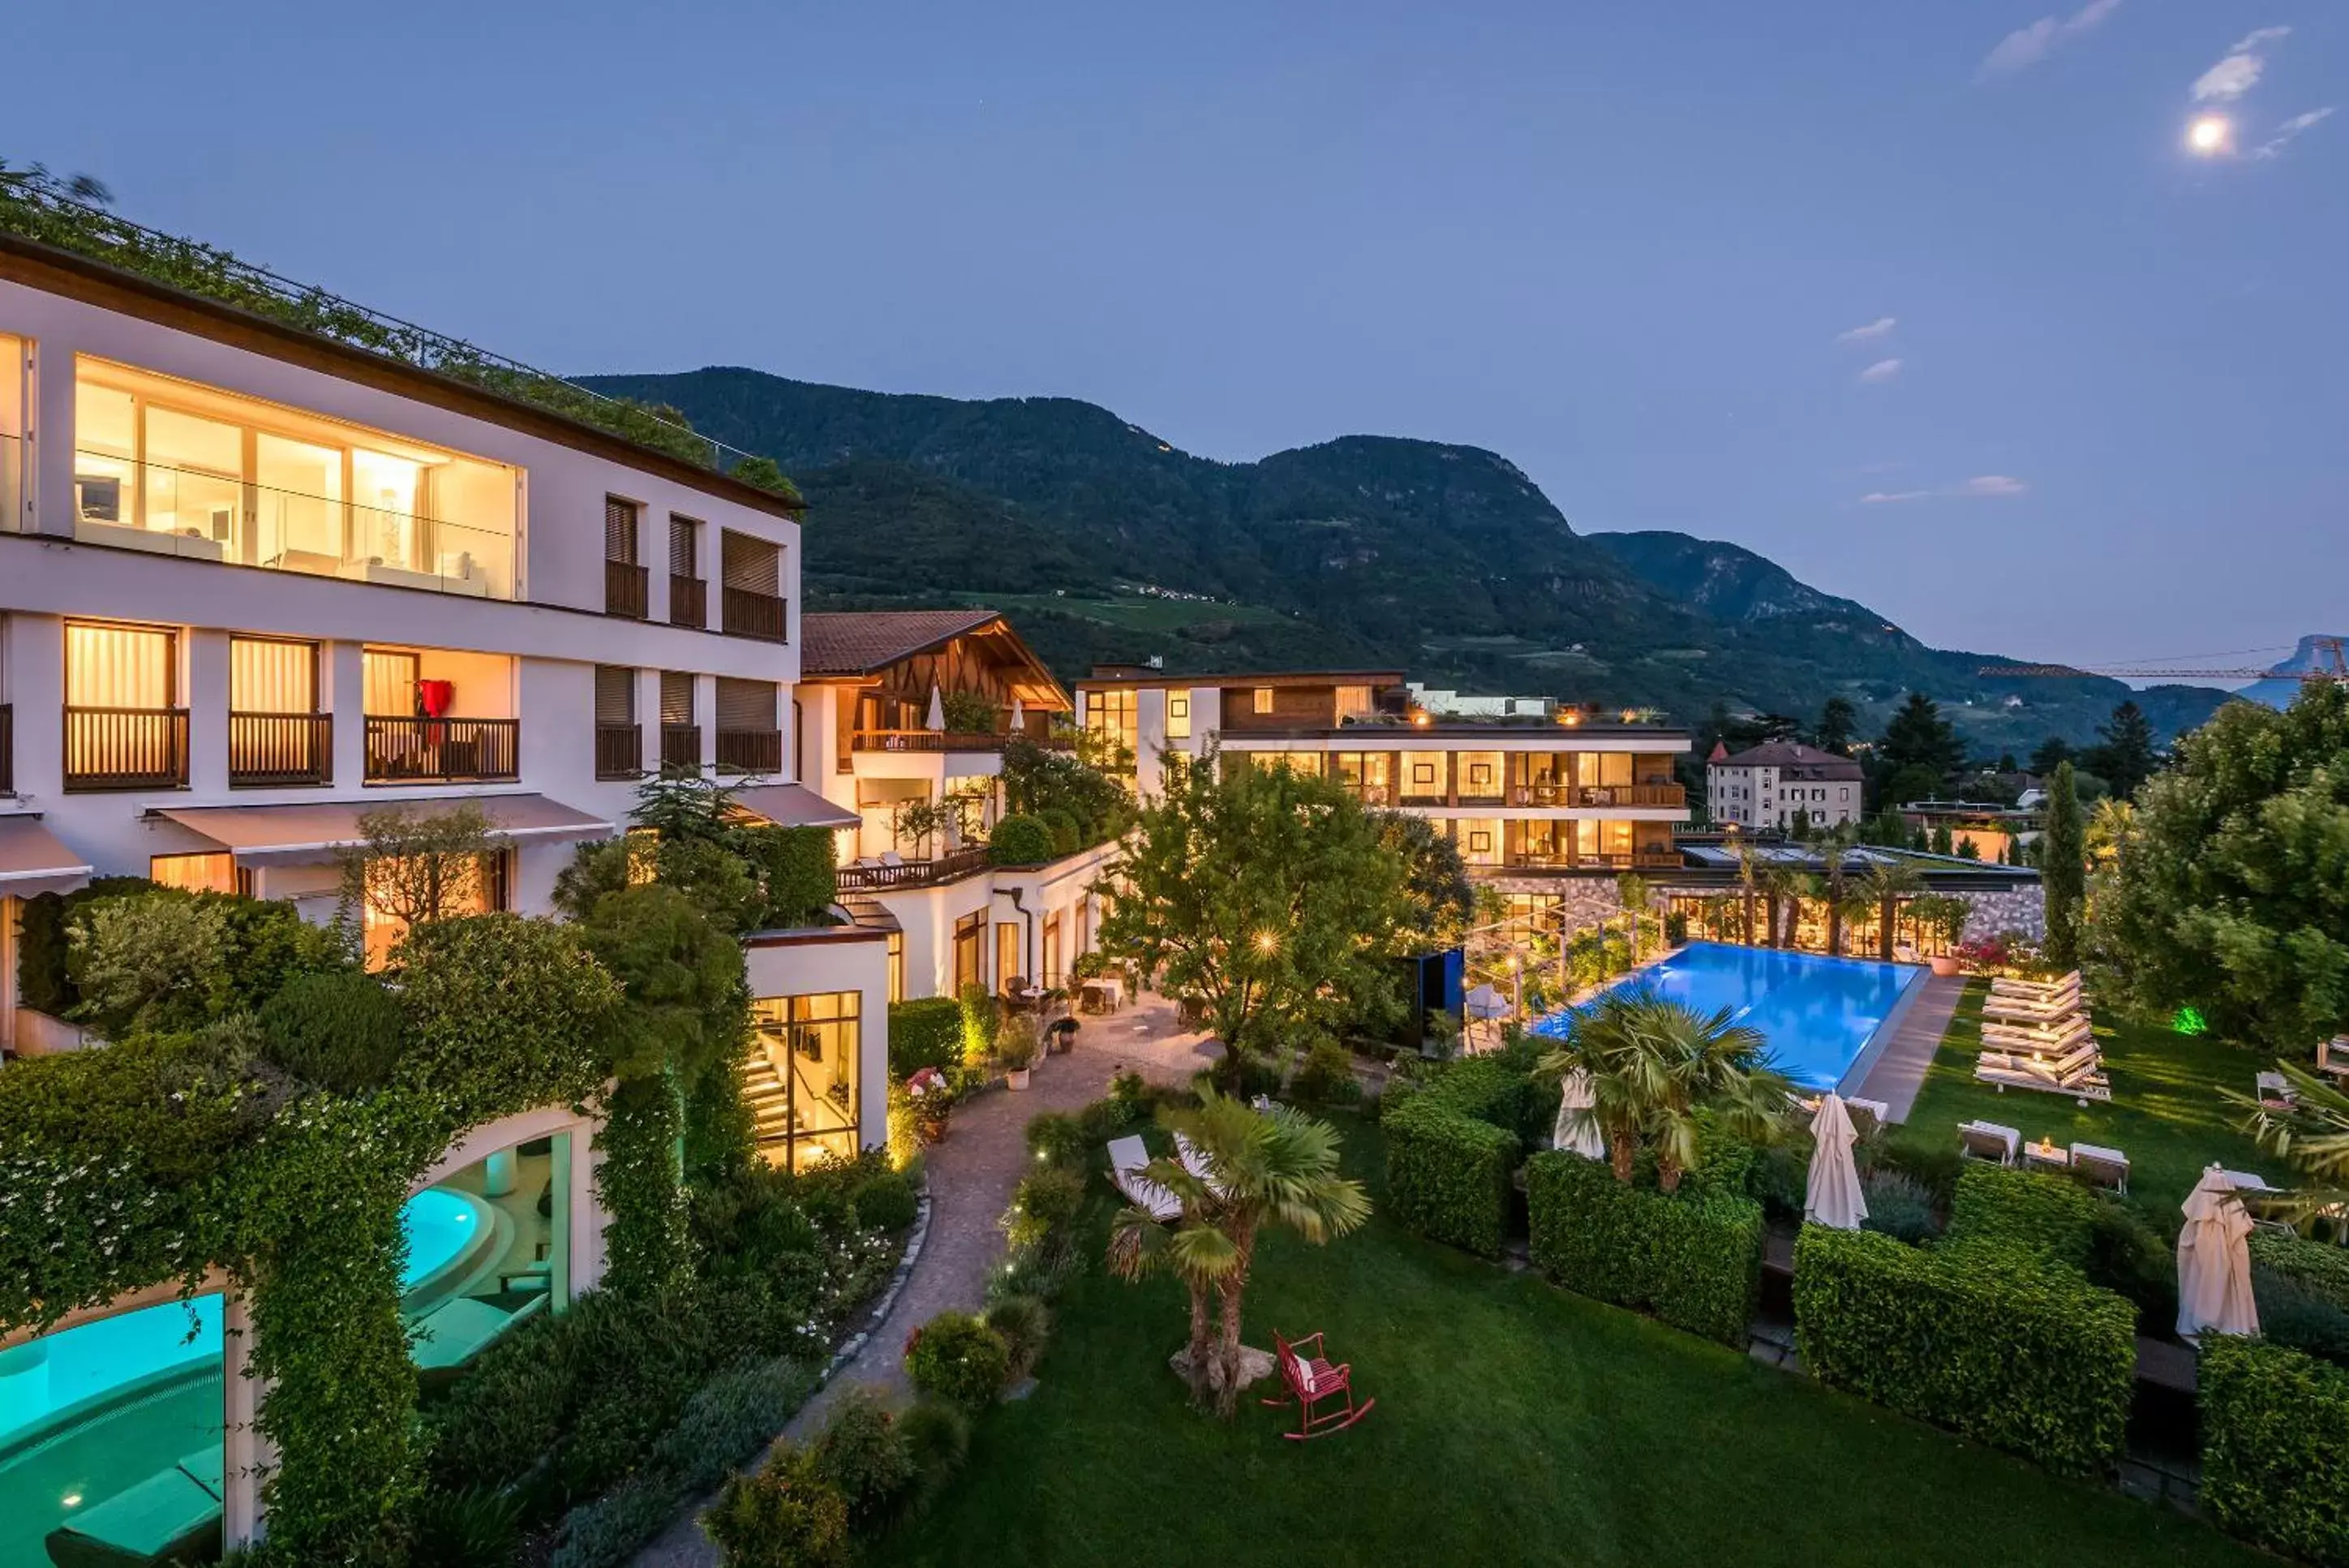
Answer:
1107;1090;1369;1416
2231;1066;2349;1231
1814;823;1862;956
1536;989;1792;1192
1857;857;1926;960
1759;865;1807;949
1733;838;1763;947
2084;797;2136;871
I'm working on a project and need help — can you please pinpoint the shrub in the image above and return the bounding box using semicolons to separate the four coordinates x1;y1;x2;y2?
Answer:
957;983;1000;1067
809;1389;917;1528
984;1293;1052;1380
1075;1097;1132;1145
2085;1201;2177;1337
67;890;233;1035
1382;1093;1516;1257
1944;1164;2097;1267
2252;1231;2349;1364
887;997;964;1081
895;1398;970;1508
1870;1139;1960;1205
259;970;408;1092
1035;806;1081;856
904;1311;1011;1409
2201;1334;2349;1565
1525;1150;1764;1345
735;825;837;930
1858;1169;1939;1245
1023;1110;1089;1171
851;1171;919;1234
1004;1167;1086;1252
702;1446;850;1568
1793;1226;2134;1477
409;1487;523;1568
1289;1038;1360;1105
986;814;1056;866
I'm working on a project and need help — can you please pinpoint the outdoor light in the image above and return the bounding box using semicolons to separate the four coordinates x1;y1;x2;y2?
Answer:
1411;710;1431;728
1560;711;1581;727
1255;930;1280;955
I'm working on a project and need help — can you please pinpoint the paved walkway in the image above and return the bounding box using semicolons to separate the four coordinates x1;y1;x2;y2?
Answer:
1855;973;1967;1123
633;995;1212;1567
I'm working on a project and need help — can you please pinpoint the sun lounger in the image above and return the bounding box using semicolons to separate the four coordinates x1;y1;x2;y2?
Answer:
2071;1142;2130;1194
2257;1071;2299;1110
1980;1018;2094;1058
1982;988;2083;1025
43;1448;225;1568
1990;970;2081;999
1174;1129;1230;1198
410;1295;530;1373
1958;1120;2021;1165
1980;1037;2101;1079
2317;1037;2349;1084
1974;1050;2111;1103
1109;1134;1182;1221
1844;1095;1892;1133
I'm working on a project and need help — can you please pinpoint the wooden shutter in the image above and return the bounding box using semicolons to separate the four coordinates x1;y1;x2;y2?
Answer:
594;665;635;724
715;677;775;731
719;529;778;593
604;496;639;565
668;514;698;577
660;671;696;725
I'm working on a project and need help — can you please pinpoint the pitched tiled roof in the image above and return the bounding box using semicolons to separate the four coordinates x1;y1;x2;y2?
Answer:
799;609;1005;676
1711;741;1865;780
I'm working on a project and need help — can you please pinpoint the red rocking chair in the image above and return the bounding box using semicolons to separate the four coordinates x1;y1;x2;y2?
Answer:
1263;1330;1375;1440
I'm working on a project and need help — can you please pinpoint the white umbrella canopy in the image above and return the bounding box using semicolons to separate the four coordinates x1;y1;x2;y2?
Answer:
1463;984;1509;1021
925;685;946;731
1804;1093;1868;1231
2178;1165;2261;1341
1554;1068;1606;1161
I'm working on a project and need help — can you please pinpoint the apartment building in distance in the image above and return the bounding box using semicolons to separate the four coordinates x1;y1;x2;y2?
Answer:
1074;664;1690;928
1705;740;1865;831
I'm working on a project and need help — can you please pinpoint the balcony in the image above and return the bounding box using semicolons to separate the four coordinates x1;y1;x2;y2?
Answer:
851;729;1076;754
595;723;643;780
837;846;989;892
721;586;788;642
1501;849;1683;874
605;560;649;619
230;712;333;787
669;575;707;630
715;727;783;775
1333;782;1397;807
660;724;702;771
1509;782;1686;809
64;707;190;792
363;716;520;784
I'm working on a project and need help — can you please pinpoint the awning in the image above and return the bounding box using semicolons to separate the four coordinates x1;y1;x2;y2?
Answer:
150;794;615;866
728;784;861;831
0;816;93;898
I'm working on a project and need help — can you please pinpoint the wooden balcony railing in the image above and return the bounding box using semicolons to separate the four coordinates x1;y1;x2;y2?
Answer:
64;707;190;793
0;703;12;796
363;716;519;784
595;723;643;780
1501;848;1683;873
715;727;782;774
851;728;1076;754
1509;782;1686;808
721;586;788;642
836;846;990;892
660;723;702;771
669;574;707;629
605;559;649;619
230;711;333;787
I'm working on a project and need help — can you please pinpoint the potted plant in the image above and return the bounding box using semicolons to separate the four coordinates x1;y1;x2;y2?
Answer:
997;1014;1041;1089
1918;896;1971;975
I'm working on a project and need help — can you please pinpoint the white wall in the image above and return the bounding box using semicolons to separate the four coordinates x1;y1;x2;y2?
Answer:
744;928;892;1154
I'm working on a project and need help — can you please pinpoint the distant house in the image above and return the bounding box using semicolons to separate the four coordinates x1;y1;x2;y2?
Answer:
1899;800;2042;864
1707;741;1864;831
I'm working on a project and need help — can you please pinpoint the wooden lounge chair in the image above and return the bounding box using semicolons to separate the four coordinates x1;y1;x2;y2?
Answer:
1843;1096;1892;1135
1974;1049;2111;1104
1980;1015;2093;1055
1982;988;2083;1025
1958;1120;2021;1166
1262;1330;1375;1440
1108;1134;1181;1221
2071;1142;2131;1194
1990;970;2081;999
2257;1071;2299;1110
2318;1037;2349;1084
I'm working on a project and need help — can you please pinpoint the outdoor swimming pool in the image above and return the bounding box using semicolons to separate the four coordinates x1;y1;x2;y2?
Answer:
1532;943;1926;1093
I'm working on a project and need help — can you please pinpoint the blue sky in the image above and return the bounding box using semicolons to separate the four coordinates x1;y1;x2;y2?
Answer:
6;2;2340;670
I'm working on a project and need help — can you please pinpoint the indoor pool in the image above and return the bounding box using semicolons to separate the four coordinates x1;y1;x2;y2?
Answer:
400;1184;490;1299
1532;943;1925;1093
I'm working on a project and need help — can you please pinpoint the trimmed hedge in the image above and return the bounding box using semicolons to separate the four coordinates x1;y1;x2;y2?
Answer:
2201;1333;2349;1566
888;998;964;1081
1792;1226;2135;1477
1525;1150;1763;1346
1945;1164;2098;1266
2252;1228;2349;1308
987;814;1056;866
1383;1095;1516;1257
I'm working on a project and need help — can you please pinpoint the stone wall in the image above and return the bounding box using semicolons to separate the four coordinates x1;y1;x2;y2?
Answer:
1957;884;2045;943
1482;877;1626;936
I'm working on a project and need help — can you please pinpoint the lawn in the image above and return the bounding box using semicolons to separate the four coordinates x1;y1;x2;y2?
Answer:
870;1120;2261;1568
1889;984;2287;1222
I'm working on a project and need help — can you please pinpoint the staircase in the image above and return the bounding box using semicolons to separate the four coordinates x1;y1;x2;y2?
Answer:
743;1054;796;1146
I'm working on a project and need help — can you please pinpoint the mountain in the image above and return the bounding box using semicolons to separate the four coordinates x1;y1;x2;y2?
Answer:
581;367;2229;750
2238;635;2348;711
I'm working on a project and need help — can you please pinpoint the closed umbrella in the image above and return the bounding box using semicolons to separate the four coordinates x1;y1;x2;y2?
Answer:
2178;1165;2260;1342
1804;1093;1867;1231
1553;1068;1605;1161
1009;694;1024;733
925;685;946;731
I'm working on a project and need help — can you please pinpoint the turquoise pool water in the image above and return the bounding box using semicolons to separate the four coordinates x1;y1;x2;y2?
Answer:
400;1185;487;1296
1532;943;1925;1092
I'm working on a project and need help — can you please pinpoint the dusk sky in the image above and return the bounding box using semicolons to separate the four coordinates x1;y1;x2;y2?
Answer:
7;2;2341;673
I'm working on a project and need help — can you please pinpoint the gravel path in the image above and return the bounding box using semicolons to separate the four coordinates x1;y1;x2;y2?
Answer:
632;995;1212;1567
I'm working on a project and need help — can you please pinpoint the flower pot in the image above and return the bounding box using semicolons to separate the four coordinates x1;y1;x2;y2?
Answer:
1929;955;1962;977
1007;1068;1033;1090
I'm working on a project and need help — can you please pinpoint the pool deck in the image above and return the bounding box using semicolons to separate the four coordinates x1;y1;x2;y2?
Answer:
1852;973;1966;1123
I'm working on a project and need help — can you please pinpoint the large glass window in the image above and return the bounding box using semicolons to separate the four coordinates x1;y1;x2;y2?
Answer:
750;992;863;1171
404;1138;574;1377
65;621;174;710
1164;692;1191;740
1084;688;1136;760
231;637;317;714
953;911;985;995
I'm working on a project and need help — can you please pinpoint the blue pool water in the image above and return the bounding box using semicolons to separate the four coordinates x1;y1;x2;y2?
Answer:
1532;943;1925;1092
400;1185;485;1294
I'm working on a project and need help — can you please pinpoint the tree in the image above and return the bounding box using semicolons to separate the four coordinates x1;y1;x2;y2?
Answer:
2084;797;2136;871
1859;857;1925;960
1789;806;1814;840
1107;1092;1368;1415
1095;751;1413;1080
2084;699;2160;801
2093;683;2349;1056
2029;736;2076;777
1376;811;1475;951
1001;736;1128;848
1759;864;1807;948
1733;838;1764;947
2041;762;2084;969
1535;990;1791;1191
1877;692;1966;793
2237;1068;2349;1229
1814;823;1861;956
1812;696;1859;756
340;802;496;939
1616;871;1654;960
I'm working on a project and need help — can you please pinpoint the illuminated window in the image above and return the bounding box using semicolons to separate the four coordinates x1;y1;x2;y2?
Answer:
1251;687;1273;715
887;930;904;1005
67;621;174;709
1166;693;1191;740
952;911;986;995
1084;688;1137;759
750;992;862;1171
1468;830;1492;854
1411;761;1436;786
359;850;507;969
1334;685;1372;722
149;852;239;895
231;637;317;713
996;921;1023;990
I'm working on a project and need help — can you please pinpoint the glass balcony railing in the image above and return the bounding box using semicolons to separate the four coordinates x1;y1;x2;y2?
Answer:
71;452;514;599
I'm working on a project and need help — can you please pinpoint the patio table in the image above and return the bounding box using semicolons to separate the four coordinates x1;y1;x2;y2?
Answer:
2022;1141;2070;1173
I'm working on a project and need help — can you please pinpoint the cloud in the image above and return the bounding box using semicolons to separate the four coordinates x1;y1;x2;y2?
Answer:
1856;358;1903;384
2252;105;2336;159
2193;25;2289;103
1978;0;2124;79
1859;475;2029;504
1835;316;1896;344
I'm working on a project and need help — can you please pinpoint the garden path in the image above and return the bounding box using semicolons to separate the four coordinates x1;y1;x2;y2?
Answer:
1855;972;1965;1123
633;994;1213;1568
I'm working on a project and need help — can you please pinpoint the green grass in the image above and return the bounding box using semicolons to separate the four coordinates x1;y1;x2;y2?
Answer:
870;1121;2261;1568
1890;984;2287;1222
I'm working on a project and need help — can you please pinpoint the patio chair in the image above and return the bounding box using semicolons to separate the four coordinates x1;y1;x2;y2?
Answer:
2321;1037;2349;1084
1108;1134;1181;1221
1957;1120;2021;1166
880;850;907;869
2071;1142;2131;1195
1262;1330;1375;1440
2257;1071;2299;1110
